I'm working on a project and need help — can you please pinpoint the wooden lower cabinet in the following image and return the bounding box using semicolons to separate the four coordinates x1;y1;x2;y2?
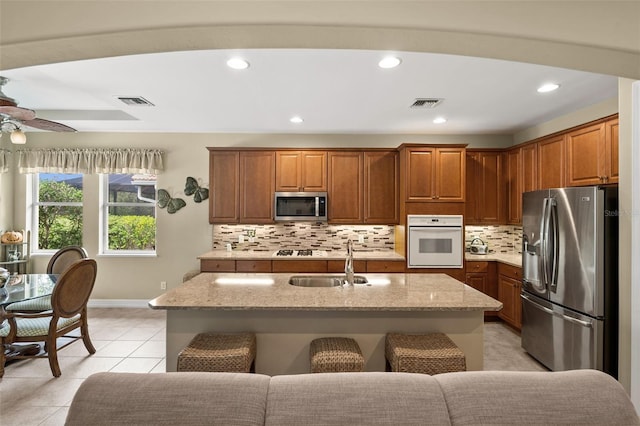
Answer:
200;258;406;274
497;263;523;329
327;260;367;273
236;260;272;272
465;261;498;319
272;260;327;273
366;260;406;272
200;259;236;272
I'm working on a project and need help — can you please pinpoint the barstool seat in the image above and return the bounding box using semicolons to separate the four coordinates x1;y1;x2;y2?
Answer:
385;332;466;375
309;337;364;373
177;332;256;373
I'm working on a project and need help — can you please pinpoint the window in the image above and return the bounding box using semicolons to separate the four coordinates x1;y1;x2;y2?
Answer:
100;174;157;254
31;173;84;251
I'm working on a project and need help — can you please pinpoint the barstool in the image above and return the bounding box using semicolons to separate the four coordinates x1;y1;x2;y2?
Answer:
385;332;466;375
309;337;364;373
177;332;256;373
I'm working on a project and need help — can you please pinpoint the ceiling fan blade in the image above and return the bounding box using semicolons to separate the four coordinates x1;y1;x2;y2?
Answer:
0;106;36;121
22;118;76;132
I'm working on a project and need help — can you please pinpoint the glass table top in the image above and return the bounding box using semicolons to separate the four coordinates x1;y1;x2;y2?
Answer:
0;274;59;307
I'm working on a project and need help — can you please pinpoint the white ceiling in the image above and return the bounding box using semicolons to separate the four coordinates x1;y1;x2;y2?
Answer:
0;49;618;135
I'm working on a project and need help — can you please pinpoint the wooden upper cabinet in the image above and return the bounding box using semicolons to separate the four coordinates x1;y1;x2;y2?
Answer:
505;148;521;224
405;147;465;202
328;151;364;223
605;118;619;184
406;148;435;200
521;143;538;194
465;150;504;224
538;135;565;189
209;151;239;223
364;151;399;224
239;151;275;223
566;122;607;186
465;152;480;221
275;151;327;192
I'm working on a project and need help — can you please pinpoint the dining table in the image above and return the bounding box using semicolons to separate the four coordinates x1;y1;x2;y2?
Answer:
0;274;59;357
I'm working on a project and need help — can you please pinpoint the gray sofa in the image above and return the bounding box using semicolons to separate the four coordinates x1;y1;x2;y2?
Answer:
66;370;639;425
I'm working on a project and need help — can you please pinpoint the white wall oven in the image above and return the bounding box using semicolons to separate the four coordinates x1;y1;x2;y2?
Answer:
407;215;463;268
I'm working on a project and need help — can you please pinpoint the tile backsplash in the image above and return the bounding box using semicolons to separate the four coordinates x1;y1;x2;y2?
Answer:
213;223;395;252
465;225;522;254
212;223;521;255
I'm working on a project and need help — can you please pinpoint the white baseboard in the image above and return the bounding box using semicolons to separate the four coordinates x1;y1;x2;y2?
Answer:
88;299;150;309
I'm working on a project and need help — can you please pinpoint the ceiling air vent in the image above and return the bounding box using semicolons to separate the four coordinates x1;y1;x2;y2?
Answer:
410;98;443;109
117;96;155;106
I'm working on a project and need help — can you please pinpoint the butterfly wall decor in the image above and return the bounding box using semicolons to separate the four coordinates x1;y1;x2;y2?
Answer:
184;177;209;203
157;189;186;214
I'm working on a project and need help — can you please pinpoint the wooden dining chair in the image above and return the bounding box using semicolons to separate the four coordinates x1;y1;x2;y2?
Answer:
5;246;88;313
0;258;98;378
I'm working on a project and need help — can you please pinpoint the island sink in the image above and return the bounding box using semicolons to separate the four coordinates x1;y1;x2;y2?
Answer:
289;275;368;287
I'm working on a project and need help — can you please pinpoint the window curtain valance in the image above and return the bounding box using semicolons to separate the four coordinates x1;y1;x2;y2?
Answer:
0;149;10;173
16;148;164;174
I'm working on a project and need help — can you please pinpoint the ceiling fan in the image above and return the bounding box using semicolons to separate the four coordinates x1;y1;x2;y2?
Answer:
0;76;76;144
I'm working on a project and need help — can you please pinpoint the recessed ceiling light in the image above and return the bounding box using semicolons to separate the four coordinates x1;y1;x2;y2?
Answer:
433;117;447;124
290;116;304;124
226;57;249;70
537;83;560;93
378;56;401;69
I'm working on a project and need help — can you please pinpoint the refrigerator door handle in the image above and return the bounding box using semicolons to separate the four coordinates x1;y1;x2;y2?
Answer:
541;198;551;287
522;294;594;328
549;198;559;292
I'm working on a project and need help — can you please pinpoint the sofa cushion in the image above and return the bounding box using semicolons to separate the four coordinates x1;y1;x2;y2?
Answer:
265;372;451;426
435;370;640;425
65;372;271;426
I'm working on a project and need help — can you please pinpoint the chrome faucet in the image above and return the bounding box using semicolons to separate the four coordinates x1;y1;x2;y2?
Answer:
344;239;354;286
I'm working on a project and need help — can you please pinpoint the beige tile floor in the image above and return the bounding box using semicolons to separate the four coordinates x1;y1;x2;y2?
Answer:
0;308;545;425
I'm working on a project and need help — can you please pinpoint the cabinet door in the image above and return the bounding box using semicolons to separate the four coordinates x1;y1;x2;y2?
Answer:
435;148;465;201
605;118;619;184
466;274;487;293
364;151;399;224
505;148;521;224
497;274;518;326
566;122;606;187
405;148;435;201
275;151;327;192
209;151;239;223
479;151;503;222
538;135;565;189
465;152;480;222
301;151;327;191
275;151;301;191
239;151;275;223
328;152;364;223
521;144;538;194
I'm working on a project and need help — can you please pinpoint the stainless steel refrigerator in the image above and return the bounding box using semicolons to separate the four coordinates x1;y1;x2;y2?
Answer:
521;186;618;377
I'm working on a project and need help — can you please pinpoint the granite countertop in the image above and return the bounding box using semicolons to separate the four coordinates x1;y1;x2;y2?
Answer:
465;252;522;268
148;272;502;312
198;250;405;261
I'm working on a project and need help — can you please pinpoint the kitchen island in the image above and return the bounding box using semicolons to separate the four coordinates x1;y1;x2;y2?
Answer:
149;273;502;374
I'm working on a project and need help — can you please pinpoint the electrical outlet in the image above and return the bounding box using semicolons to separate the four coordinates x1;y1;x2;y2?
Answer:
160;281;167;290
358;234;365;244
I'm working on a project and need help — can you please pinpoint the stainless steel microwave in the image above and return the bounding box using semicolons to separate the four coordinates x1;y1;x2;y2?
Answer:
274;192;327;221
